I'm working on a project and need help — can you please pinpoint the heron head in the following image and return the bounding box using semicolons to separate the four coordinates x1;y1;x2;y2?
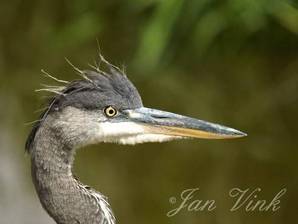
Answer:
26;60;246;151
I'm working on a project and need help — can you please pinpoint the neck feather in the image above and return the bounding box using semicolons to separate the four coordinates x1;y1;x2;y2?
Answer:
30;118;115;224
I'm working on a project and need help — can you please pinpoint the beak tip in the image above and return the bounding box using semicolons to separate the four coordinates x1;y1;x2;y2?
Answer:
232;129;247;138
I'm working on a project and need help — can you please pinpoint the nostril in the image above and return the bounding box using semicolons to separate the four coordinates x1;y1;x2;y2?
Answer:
151;114;169;119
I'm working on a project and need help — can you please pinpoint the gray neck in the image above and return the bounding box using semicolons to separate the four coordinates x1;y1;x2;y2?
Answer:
30;119;115;224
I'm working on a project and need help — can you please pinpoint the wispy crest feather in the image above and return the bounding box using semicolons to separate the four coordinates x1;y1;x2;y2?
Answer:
26;53;131;153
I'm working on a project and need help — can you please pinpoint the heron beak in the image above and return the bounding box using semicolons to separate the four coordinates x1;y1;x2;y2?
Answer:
123;107;247;139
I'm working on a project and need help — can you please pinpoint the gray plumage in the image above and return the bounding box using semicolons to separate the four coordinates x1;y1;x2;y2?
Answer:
26;61;139;224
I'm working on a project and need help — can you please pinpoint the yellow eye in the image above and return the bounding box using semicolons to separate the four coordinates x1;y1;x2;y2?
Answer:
104;106;118;118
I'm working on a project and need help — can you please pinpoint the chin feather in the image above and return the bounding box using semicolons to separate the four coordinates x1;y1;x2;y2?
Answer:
85;121;183;146
117;134;183;145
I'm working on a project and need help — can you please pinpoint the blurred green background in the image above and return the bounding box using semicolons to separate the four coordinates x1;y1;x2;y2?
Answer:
0;0;297;223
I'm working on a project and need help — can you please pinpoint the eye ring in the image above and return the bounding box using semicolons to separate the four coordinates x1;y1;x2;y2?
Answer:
104;106;118;118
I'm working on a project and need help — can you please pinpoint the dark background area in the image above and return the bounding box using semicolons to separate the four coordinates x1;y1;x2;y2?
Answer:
0;0;297;223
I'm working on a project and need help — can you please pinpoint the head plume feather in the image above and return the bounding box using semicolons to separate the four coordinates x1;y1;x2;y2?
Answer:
25;54;142;152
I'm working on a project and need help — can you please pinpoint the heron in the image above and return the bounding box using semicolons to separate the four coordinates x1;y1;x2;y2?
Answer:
25;55;246;224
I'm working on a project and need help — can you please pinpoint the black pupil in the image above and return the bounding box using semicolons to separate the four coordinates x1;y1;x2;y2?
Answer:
106;107;115;116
